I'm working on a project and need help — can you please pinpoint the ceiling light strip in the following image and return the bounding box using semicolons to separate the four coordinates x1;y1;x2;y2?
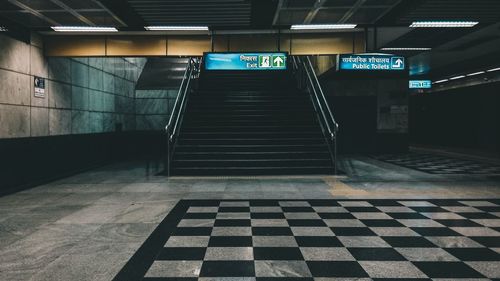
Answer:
410;21;478;28
290;24;357;30
381;47;431;51
145;26;209;31
51;26;118;32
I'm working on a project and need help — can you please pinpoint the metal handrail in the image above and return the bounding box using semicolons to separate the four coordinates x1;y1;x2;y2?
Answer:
165;57;201;177
291;56;339;174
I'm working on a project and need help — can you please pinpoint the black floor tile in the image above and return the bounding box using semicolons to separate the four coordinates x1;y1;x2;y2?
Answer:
360;219;404;227
306;261;369;277
331;227;376;236
458;212;498;219
252;227;293;236
410;227;461;236
445;248;500;261
387;213;428;219
199;261;255;277
287;219;326;227
345;207;380;212
218;207;250;213
348;247;406;261
281;207;315;212
410;207;448;213
470;236;500;247
413;261;485;278
295;236;342;247
253;247;304;260
173;227;212;236
251;213;285;219
435;219;482;227
477;206;500;213
368;200;403;206
156;247;206;260
318;212;355;219
382;236;437;248
208;236;252;247
214;219;251;227
143;278;198;281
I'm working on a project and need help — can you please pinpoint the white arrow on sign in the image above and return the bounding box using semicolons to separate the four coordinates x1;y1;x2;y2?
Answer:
274;56;284;67
393;58;403;68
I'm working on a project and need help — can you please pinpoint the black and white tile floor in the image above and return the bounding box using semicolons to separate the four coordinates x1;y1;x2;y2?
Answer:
372;153;500;175
113;199;500;281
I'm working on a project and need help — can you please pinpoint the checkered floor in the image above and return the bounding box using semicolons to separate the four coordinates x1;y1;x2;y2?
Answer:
372;152;500;174
113;199;500;281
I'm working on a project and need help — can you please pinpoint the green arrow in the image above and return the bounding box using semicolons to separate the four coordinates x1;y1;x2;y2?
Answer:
274;56;284;67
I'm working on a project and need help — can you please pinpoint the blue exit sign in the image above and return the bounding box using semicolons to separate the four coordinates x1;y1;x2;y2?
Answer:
409;80;432;89
205;53;287;71
338;54;405;71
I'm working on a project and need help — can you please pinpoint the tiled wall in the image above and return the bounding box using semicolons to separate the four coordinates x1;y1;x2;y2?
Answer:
135;89;179;131
0;33;146;139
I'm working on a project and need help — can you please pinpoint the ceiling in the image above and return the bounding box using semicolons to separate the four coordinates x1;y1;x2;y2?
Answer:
1;0;499;30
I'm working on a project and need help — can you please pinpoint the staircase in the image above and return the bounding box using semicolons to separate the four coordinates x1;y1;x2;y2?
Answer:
171;69;335;176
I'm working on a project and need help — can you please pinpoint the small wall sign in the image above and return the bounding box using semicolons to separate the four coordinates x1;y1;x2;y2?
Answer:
34;76;45;98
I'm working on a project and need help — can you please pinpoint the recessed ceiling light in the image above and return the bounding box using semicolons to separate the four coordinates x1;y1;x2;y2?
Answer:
433;79;449;84
145;26;209;31
0;26;7;32
381;47;431;51
51;26;118;32
486;67;500;72
467;71;485;76
290;24;357;30
410;21;478;28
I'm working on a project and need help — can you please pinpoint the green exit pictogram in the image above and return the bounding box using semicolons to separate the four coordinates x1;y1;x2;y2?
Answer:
258;55;271;68
272;55;285;68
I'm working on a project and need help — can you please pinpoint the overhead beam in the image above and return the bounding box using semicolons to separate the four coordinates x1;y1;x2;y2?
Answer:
93;0;146;29
7;0;60;26
303;0;328;24
50;0;96;26
338;0;368;23
376;0;428;25
272;0;284;26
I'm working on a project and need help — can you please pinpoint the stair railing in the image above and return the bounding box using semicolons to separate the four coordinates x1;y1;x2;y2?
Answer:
165;57;201;177
291;56;339;174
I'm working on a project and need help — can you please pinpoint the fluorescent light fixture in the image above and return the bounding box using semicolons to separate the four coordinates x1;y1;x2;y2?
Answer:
433;79;449;84
145;26;209;31
486;67;500;72
381;47;431;51
0;26;7;32
51;26;118;32
449;75;466;80
467;71;485;77
410;21;478;28
290;24;357;30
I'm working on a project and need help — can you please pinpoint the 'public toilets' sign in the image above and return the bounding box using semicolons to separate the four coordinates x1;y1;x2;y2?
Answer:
337;54;405;71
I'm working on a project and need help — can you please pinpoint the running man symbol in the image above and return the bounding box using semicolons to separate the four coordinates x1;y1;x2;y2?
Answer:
259;55;271;68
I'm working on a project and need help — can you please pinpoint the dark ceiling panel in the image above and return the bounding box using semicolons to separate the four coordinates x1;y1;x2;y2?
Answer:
276;9;309;25
398;0;500;24
128;0;252;27
312;9;349;23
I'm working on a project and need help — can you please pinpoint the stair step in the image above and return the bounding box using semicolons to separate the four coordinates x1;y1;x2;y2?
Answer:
172;166;334;176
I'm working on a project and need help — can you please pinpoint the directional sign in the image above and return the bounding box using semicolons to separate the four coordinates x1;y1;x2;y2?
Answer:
338;54;406;71
205;53;287;71
409;80;432;89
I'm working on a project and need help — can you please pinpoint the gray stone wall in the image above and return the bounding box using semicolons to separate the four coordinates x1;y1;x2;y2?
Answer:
135;89;179;131
0;33;146;139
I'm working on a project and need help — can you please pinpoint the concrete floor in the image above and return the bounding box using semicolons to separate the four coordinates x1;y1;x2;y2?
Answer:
0;156;499;281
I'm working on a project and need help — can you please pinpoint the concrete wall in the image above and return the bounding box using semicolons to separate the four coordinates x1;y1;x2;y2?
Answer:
135;89;179;131
0;32;146;139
